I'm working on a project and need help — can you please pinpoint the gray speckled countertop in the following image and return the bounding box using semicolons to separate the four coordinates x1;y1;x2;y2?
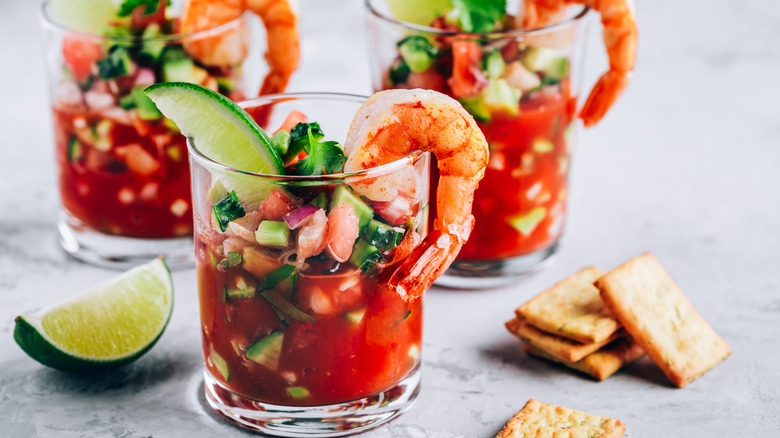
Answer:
2;0;779;436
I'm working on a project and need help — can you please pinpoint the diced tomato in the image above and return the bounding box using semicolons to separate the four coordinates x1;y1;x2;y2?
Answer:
405;71;446;91
62;37;102;82
258;189;298;220
447;40;488;98
275;110;308;134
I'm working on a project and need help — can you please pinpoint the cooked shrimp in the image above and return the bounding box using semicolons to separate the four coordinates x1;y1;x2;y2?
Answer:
520;0;637;126
344;89;489;302
181;0;300;96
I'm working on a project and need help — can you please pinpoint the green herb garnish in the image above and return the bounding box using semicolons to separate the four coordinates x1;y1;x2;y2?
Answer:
447;0;506;33
118;0;168;18
284;122;324;163
290;127;347;176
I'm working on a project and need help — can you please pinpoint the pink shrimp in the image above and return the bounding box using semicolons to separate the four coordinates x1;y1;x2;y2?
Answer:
520;0;638;126
344;89;489;302
180;0;299;96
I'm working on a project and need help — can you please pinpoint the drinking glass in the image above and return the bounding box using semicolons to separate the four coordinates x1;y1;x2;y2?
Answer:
366;0;590;287
40;1;259;269
191;93;427;436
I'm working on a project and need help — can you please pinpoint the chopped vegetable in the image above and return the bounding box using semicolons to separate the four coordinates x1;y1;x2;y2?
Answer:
270;130;291;157
397;36;439;73
246;331;283;370
255;221;290;248
366;220;404;251
212;191;246;233
286;386;310;399
118;0;166;17
96;46;132;80
285;122;323;163
260;290;316;324
264;264;296;290
447;0;506;33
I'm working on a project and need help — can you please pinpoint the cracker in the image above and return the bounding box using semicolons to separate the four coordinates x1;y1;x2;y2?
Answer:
506;317;623;363
595;253;731;388
516;267;620;343
496;399;626;438
524;338;645;381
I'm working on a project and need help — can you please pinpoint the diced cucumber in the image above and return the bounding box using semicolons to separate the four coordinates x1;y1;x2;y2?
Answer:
212;190;245;233
162;48;208;84
67;136;84;163
481;79;521;116
210;348;230;381
119;94;136;110
96;46;132;80
458;95;491;122
397;36;438;73
388;58;411;86
520;47;568;80
345;308;366;324
246;331;283;370
349;239;383;272
483;50;506;79
532;139;554;153
309;192;328;210
131;87;163;120
227;251;242;266
366;220;404;251
225;274;256;299
270;130;291;157
264;264;296;290
140;23;165;63
260;290;316;324
255;221;290;248
416;203;429;233
216;76;237;94
330;186;373;232
286;386;310;399
507;206;547;236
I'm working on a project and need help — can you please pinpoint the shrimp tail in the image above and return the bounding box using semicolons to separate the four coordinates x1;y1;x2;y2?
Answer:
579;69;631;127
380;219;473;302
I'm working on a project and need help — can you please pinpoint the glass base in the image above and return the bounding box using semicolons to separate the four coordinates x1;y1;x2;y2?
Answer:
58;212;194;270
203;364;420;437
436;240;561;289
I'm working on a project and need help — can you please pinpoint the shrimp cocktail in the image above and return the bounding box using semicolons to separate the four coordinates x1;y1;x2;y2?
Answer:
145;84;488;435
367;0;638;286
41;0;299;267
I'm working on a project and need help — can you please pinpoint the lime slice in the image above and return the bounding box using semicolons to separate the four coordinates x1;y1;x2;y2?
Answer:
144;82;284;174
386;0;451;26
13;257;173;372
49;0;122;34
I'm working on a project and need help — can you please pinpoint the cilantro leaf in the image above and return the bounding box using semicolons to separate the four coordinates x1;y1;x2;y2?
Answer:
118;0;167;18
290;127;347;176
284;122;324;164
448;0;506;33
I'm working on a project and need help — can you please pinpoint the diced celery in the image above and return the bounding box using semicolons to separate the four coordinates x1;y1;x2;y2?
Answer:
255;221;290;248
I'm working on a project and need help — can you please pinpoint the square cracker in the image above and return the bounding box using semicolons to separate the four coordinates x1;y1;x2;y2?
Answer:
595;253;731;388
524;338;645;381
496;399;626;438
506;317;623;363
516;267;620;344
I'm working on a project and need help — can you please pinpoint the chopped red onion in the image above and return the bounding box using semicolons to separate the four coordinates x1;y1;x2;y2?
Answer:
284;205;321;230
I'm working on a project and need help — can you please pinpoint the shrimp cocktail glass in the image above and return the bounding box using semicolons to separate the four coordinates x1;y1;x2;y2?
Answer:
145;84;488;435
367;0;638;287
41;0;299;268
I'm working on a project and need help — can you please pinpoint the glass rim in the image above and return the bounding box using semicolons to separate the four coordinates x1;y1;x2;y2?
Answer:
188;92;426;182
39;0;248;42
365;0;590;37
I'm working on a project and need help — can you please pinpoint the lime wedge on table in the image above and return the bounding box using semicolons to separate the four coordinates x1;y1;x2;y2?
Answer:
13;257;173;372
144;82;284;175
49;0;122;34
386;0;451;26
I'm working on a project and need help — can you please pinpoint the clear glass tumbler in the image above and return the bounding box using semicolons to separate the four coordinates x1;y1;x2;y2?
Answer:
40;1;259;269
366;0;590;287
190;93;428;436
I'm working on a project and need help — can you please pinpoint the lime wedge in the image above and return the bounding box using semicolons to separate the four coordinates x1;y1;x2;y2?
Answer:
49;0;123;34
13;257;173;372
386;0;451;26
144;82;284;175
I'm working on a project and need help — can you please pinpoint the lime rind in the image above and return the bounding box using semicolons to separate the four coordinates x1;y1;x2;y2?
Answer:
144;82;284;175
13;257;174;372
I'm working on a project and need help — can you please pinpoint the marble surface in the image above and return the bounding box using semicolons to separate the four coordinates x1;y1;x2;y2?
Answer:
2;0;779;436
